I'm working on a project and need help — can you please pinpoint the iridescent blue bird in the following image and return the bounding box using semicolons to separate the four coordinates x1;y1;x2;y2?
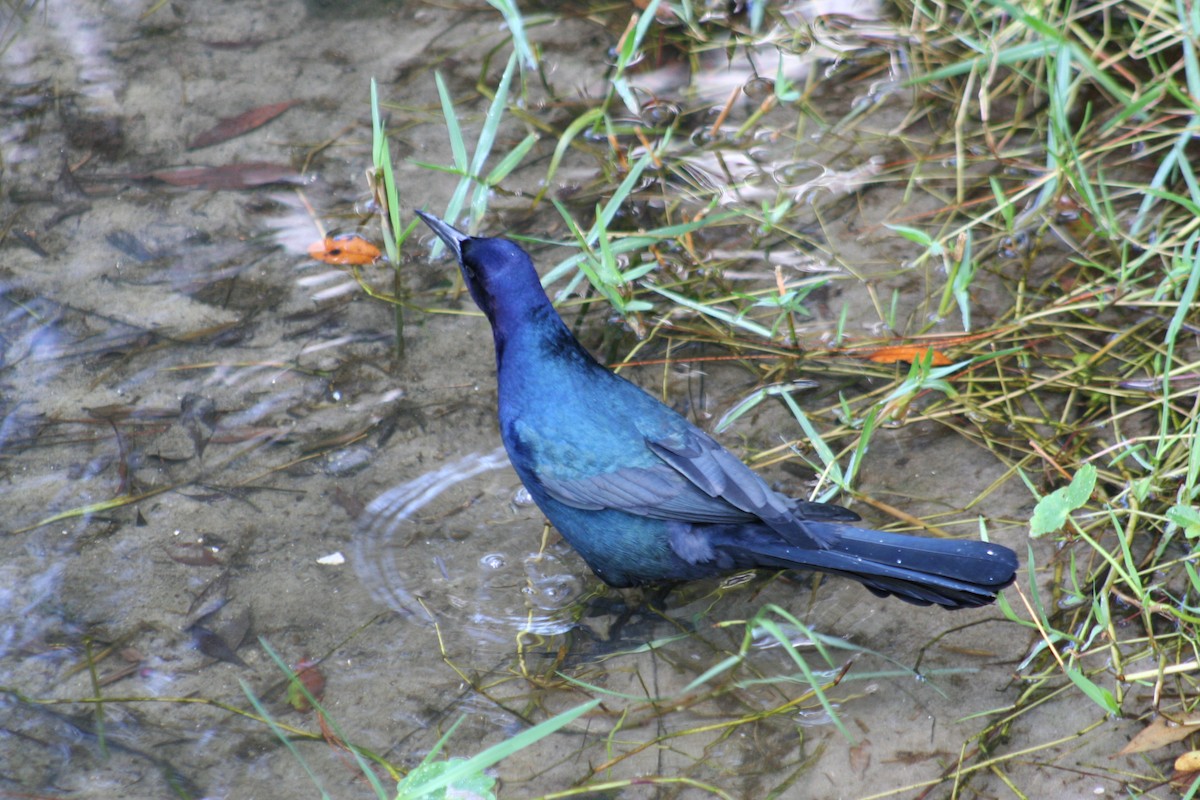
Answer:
416;210;1017;609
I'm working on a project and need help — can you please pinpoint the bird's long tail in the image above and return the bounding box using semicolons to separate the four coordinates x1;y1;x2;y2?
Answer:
728;523;1019;609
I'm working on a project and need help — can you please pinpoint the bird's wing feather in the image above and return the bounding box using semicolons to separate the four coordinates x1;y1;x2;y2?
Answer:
540;463;761;523
645;430;834;547
537;426;846;545
646;432;774;512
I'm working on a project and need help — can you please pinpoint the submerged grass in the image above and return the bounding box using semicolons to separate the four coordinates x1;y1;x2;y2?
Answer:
357;0;1200;795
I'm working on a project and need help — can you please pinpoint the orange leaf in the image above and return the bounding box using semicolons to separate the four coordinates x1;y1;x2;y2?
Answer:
863;345;951;366
1177;750;1200;772
307;235;381;266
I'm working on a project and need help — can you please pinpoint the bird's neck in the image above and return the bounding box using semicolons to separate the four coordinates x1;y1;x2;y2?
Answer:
487;278;562;345
492;288;601;385
492;296;568;353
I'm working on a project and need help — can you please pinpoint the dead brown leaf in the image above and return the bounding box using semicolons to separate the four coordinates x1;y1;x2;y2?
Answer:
849;739;871;772
164;542;224;567
146;162;305;190
1118;716;1200;756
188;100;298;149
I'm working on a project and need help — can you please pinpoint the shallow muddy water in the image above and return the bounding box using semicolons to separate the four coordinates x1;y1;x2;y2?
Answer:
0;1;1147;798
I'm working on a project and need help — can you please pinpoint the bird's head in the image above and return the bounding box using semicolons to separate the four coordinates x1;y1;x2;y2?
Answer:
415;210;545;324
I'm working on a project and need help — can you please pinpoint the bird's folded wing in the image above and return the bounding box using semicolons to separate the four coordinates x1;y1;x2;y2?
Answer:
647;429;842;547
538;428;844;547
539;462;761;523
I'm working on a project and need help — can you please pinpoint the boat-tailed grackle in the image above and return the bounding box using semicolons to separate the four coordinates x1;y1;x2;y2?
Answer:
416;210;1018;609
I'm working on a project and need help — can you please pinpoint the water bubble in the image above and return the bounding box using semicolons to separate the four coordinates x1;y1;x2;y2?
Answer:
774;162;820;185
743;77;774;101
605;46;644;68
795;708;838;727
523;575;581;610
639;100;679;127
480;553;506;570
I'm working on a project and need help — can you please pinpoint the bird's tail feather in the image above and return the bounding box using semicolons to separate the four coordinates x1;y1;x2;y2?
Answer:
727;523;1018;609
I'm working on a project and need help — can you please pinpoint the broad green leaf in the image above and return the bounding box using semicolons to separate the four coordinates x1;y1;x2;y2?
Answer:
1168;505;1200;538
1064;665;1119;715
1030;463;1096;537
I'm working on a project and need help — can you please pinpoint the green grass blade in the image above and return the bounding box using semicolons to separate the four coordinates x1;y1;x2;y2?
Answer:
395;699;600;799
468;51;519;222
240;679;332;800
644;283;775;339
484;0;537;70
484;131;538;186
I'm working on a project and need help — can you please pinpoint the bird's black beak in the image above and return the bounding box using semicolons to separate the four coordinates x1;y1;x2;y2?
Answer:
414;209;469;261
